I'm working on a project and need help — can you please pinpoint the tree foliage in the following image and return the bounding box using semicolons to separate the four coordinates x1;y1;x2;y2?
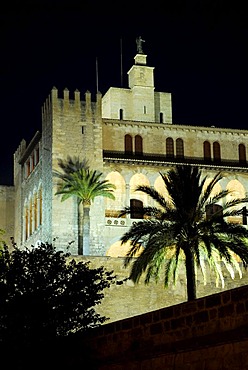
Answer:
120;165;248;301
0;242;116;349
53;156;116;255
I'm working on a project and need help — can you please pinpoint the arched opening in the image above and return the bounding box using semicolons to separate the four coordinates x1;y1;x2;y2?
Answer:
125;134;133;155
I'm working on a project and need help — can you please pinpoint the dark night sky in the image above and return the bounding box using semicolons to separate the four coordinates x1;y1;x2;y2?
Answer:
1;0;248;185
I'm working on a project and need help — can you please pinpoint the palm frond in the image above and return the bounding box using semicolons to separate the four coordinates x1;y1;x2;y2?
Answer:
119;164;248;301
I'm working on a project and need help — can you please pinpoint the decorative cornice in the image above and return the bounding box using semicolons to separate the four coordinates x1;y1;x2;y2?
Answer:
102;119;248;136
103;155;248;173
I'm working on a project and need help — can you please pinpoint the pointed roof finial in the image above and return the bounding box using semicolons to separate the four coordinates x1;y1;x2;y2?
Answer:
136;36;145;54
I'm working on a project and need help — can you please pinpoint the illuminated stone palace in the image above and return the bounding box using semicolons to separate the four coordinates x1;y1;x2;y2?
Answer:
1;48;248;322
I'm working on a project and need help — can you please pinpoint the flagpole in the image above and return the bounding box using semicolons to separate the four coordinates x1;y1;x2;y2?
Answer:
96;57;99;92
120;38;123;87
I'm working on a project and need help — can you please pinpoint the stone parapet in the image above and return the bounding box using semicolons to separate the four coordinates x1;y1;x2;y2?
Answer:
82;284;248;369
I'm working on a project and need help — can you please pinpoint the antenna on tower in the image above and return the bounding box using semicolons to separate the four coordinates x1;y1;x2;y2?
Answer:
120;37;123;87
96;57;99;92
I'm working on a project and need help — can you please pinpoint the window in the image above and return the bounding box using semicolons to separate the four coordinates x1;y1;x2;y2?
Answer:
125;134;133;155
144;106;147;114
135;135;143;156
25;206;29;240
205;204;223;221
203;141;211;161
166;137;174;158
176;138;184;158
130;199;143;219
119;109;123;120
29;199;33;235
213;141;221;162
39;188;42;226
35;146;40;165
31;152;35;172
26;160;31;178
239;144;246;164
159;112;164;123
34;194;38;230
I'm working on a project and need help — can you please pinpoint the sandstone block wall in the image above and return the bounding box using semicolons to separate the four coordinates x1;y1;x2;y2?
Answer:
72;256;248;324
82;284;248;369
0;185;15;246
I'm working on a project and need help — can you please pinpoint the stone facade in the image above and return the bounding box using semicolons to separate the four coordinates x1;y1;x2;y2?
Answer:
1;49;248;322
0;185;14;245
79;284;248;369
72;255;248;324
8;51;248;254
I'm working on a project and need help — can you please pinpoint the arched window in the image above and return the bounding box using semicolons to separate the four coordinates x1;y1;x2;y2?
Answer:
39;188;42;226
130;199;143;219
166;137;174;158
176;138;184;158
34;194;38;230
26;160;31;178
213;141;221;162
135;135;143;156
125;134;133;155
35;145;40;166
203;141;211;161
119;109;123;120
25;205;29;240
29;199;33;235
239;143;246;164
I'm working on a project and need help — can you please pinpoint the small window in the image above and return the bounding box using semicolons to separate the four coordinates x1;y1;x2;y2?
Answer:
119;109;123;120
125;134;133;155
239;143;246;164
26;160;31;178
213;142;221;162
82;126;84;134
176;138;184;158
135;135;143;156
166;137;174;158
203;141;211;161
205;204;223;221
160;112;163;123
130;199;143;219
144;106;147;114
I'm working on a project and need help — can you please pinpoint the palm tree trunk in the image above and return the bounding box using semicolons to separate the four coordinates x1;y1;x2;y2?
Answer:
82;202;90;255
78;203;84;255
184;249;197;301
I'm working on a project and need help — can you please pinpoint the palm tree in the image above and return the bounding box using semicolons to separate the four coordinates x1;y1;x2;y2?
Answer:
54;156;116;255
119;165;248;301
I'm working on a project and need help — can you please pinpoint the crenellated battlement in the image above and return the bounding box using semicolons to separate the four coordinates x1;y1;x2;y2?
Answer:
14;139;26;163
41;87;102;122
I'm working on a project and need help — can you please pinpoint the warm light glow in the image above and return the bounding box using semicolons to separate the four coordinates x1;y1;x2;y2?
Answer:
105;171;125;213
202;177;222;197
130;173;150;205
106;240;144;257
154;175;171;204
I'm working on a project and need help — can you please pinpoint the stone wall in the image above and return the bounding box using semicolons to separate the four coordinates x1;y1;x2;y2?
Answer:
0;185;15;246
72;255;248;324
80;284;248;369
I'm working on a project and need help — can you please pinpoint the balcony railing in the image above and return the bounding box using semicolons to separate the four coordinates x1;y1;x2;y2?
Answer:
103;151;248;170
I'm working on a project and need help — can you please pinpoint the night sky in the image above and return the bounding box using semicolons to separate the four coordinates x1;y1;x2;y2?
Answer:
1;0;248;185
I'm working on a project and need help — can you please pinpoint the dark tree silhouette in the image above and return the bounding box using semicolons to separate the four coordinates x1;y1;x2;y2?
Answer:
0;242;116;369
